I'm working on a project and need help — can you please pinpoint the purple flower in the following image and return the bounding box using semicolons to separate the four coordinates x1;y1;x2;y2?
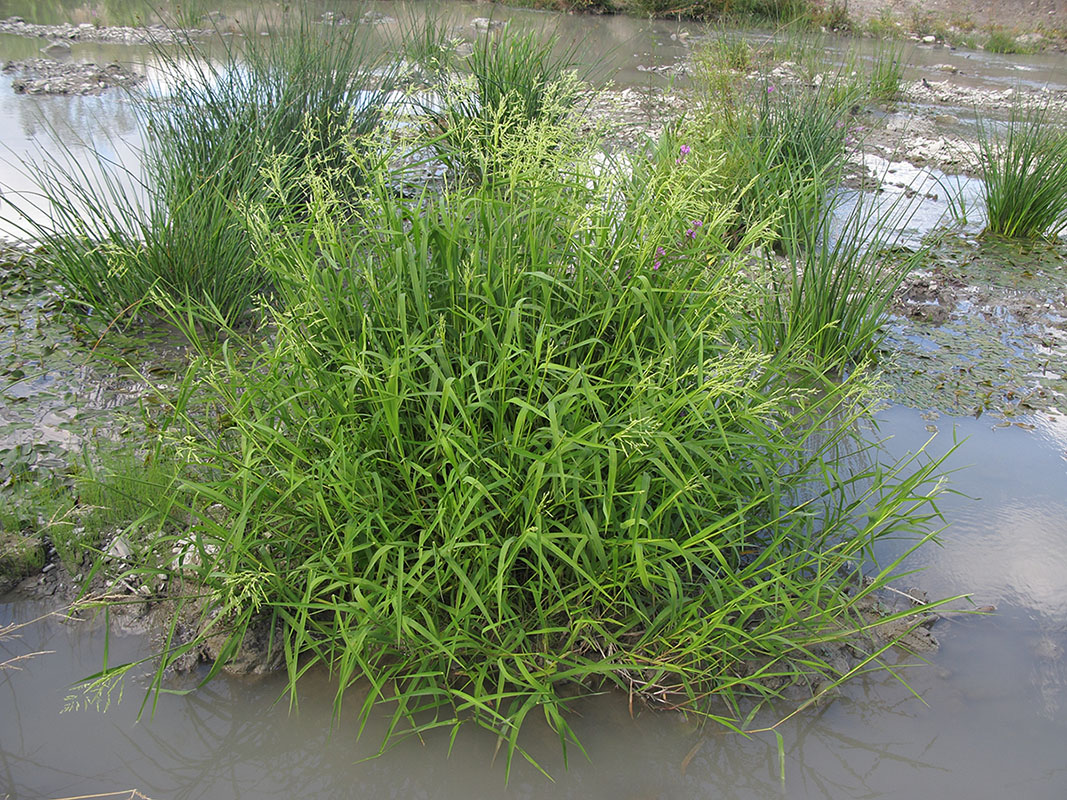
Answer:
653;246;665;271
679;144;691;157
767;84;775;94
685;221;702;239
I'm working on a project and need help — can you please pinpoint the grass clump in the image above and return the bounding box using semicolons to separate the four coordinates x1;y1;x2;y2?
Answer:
975;105;1067;239
399;5;462;81
984;30;1033;55
758;197;924;369
14;16;393;329
708;77;859;245
0;526;45;594
868;40;908;104
86;111;953;776
425;24;584;181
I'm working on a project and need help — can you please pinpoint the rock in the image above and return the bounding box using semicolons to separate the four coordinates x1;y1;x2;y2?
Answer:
170;536;219;573
1017;33;1045;47
360;11;392;25
471;18;504;32
922;35;937;44
41;40;71;56
5;58;143;94
934;63;958;73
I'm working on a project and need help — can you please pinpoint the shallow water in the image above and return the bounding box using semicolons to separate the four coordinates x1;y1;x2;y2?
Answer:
3;406;1067;799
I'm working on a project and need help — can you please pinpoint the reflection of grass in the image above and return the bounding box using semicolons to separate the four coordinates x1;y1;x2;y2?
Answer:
0;613;59;673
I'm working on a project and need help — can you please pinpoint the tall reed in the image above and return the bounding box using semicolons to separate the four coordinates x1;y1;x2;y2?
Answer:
975;104;1067;239
704;76;860;246
868;40;908;103
11;16;394;328
757;194;924;370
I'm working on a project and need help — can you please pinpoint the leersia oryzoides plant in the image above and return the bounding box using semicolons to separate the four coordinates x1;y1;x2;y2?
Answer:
88;116;953;777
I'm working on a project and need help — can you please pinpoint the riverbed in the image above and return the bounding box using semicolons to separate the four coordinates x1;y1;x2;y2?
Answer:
2;3;1067;798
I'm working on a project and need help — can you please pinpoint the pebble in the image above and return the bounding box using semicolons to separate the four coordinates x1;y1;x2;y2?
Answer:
107;536;132;560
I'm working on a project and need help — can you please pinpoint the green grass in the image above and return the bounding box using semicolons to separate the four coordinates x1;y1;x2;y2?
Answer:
757;194;925;370
11;15;394;330
399;4;462;81
423;24;584;181
985;30;1033;55
3;17;959;777
78;113;955;777
702;75;860;246
868;40;908;103
975;104;1067;238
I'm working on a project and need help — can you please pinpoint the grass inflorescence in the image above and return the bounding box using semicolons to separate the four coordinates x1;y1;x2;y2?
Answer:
423;23;585;182
11;18;951;780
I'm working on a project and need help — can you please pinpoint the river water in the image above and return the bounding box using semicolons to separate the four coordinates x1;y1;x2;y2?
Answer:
2;2;1067;798
4;407;1066;799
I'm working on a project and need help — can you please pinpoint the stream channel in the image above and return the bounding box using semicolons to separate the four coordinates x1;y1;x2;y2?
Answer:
2;2;1067;798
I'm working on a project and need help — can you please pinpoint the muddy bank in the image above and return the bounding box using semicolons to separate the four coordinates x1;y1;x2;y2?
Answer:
0;15;211;45
4;57;142;94
848;0;1067;38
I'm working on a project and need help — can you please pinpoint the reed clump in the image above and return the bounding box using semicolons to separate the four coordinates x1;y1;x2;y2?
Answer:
12;17;394;328
975;104;1067;239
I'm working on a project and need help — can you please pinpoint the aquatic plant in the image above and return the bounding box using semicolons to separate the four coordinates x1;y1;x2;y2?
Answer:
868;40;908;104
93;121;950;778
698;73;859;246
11;16;393;328
399;4;462;80
975;104;1067;239
423;24;584;181
756;194;925;370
